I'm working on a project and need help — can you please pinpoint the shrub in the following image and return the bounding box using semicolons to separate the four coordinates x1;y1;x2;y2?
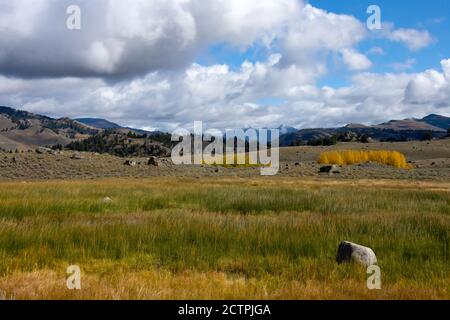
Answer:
318;150;412;169
421;131;433;141
307;135;337;146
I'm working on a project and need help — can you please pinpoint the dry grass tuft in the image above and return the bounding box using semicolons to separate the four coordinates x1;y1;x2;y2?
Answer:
0;177;448;300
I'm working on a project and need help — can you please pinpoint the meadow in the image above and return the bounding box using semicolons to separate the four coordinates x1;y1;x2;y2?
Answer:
0;177;448;299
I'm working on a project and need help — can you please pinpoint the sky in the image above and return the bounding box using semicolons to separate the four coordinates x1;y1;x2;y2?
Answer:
0;0;449;131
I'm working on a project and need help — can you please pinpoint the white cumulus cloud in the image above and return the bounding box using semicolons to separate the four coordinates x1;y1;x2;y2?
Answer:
0;0;446;130
340;48;372;71
384;25;433;51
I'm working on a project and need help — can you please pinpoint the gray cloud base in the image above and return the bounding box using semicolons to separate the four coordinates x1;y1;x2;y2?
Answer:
0;0;448;131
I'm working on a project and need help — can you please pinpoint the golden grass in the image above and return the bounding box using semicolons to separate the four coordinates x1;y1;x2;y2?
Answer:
202;152;264;167
1;269;447;300
0;177;448;300
318;150;412;169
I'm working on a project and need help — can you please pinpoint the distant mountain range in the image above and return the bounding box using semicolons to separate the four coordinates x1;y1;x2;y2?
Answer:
0;105;449;151
278;124;298;135
76;118;164;136
280;114;450;146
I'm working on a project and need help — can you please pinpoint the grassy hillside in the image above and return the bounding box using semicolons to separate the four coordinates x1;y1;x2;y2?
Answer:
0;178;448;299
0;106;100;150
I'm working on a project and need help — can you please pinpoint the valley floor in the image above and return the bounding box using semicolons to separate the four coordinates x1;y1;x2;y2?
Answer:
0;177;448;299
1;140;450;181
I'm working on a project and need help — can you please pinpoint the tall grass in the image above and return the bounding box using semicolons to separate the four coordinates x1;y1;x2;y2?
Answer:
318;150;412;169
0;178;448;299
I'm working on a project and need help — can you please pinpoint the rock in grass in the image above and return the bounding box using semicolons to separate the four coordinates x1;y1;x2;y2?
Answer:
148;156;159;167
319;165;340;174
71;152;83;160
50;150;62;155
336;241;377;266
125;159;136;166
36;147;52;154
101;197;112;203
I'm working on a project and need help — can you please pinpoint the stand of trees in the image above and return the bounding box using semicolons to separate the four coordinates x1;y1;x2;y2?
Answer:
67;131;173;157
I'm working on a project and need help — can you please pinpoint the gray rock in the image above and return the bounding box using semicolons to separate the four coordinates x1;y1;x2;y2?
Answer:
319;165;340;174
71;152;83;160
336;241;377;266
50;150;62;155
125;159;137;167
148;156;159;166
101;197;112;203
36;147;52;154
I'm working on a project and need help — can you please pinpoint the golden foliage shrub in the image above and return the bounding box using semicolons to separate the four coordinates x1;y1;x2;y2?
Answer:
202;152;262;167
318;150;412;169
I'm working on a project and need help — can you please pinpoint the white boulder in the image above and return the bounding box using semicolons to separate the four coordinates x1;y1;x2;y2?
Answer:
336;241;377;266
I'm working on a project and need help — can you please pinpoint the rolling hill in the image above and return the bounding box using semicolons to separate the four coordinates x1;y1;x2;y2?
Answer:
0;106;100;151
419;114;450;130
280;115;450;146
75;118;121;130
0;106;173;156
